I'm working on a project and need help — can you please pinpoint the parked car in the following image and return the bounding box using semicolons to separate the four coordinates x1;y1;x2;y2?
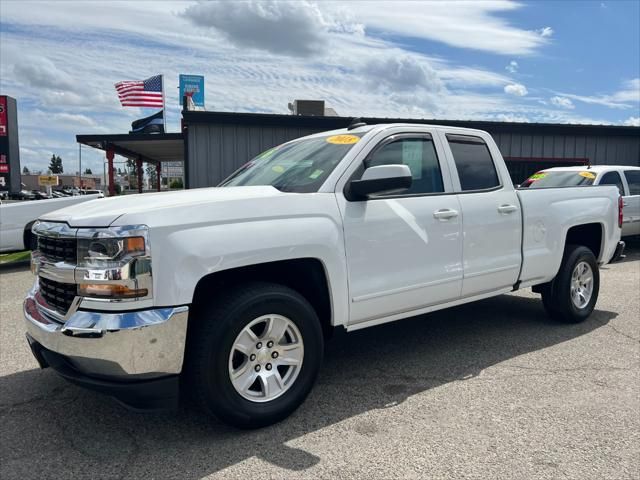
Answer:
521;165;640;237
32;190;52;200
25;123;623;428
0;194;101;252
79;189;104;198
10;190;36;201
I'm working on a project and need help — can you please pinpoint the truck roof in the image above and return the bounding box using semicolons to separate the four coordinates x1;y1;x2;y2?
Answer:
540;165;640;173
303;122;490;139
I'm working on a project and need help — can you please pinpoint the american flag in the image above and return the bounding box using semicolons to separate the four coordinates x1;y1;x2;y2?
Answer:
115;75;164;107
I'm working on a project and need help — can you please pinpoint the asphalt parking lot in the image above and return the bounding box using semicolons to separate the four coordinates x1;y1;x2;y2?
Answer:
1;246;638;480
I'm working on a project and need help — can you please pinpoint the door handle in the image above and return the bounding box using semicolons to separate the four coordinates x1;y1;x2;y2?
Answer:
433;209;459;220
498;204;518;214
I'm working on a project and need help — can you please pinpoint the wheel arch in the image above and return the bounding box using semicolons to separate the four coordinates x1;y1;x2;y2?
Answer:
23;220;38;251
190;258;335;338
563;222;604;261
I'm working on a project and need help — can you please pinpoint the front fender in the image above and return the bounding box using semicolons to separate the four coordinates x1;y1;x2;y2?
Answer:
150;215;348;326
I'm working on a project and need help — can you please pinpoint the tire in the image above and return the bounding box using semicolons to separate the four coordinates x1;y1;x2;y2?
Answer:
541;245;599;323
24;225;38;251
185;281;324;429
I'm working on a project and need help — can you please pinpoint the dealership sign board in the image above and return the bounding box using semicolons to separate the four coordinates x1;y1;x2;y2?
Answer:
179;75;204;108
0;96;20;193
0;96;7;136
38;175;59;187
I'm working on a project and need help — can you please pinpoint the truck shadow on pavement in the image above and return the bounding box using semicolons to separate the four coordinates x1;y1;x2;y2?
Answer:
0;294;617;479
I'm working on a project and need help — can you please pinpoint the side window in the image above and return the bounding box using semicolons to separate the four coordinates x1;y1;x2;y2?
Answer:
624;170;640;196
446;135;500;191
599;171;625;196
366;137;444;195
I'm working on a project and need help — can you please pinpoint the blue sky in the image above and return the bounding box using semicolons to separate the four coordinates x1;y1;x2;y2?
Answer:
0;0;638;174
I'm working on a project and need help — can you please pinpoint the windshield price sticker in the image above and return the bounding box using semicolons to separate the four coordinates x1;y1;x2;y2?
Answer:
326;135;360;145
529;172;547;181
579;171;596;179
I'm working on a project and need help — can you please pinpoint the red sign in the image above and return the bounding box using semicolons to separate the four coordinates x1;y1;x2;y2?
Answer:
0;164;9;173
0;96;7;136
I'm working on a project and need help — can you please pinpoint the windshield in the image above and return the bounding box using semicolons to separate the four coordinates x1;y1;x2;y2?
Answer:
220;134;363;193
520;170;596;188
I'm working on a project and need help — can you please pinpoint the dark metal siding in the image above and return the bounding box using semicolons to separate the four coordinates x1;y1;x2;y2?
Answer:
188;123;323;187
186;115;640;188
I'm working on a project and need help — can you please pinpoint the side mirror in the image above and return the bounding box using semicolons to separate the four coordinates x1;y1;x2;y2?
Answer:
350;164;412;199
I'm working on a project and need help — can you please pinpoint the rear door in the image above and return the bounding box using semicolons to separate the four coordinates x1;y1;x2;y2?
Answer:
442;133;522;297
621;170;640;236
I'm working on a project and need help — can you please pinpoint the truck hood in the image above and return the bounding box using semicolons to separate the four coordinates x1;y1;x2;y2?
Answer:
39;186;285;227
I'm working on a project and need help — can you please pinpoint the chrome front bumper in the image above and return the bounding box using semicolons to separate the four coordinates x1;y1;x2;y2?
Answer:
24;282;189;380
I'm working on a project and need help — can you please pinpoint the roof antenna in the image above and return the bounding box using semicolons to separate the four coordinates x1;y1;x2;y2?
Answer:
347;117;366;130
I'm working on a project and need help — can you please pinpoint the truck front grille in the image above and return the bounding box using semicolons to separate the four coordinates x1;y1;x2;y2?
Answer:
38;236;77;263
39;277;77;315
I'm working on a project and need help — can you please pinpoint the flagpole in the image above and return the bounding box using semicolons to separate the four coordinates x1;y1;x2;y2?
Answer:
161;74;167;133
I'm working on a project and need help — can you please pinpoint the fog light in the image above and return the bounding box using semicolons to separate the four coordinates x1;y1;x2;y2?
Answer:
79;283;148;298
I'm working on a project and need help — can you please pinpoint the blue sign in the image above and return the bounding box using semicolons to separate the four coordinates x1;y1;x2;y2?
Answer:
179;74;205;108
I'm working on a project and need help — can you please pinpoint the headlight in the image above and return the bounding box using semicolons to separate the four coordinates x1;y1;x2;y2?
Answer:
78;235;146;268
76;225;152;300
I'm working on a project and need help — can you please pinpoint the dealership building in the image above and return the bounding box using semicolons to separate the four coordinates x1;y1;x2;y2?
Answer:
77;104;640;194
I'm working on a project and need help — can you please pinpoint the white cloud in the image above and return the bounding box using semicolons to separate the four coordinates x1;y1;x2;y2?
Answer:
504;83;528;96
362;55;444;93
537;26;554;37
182;0;362;57
557;78;640;109
505;60;518;74
550;96;574;109
0;0;632;173
341;0;550;55
624;116;640;126
13;56;77;91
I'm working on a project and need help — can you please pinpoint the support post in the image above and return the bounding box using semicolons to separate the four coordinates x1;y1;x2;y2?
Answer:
106;149;115;196
136;157;143;194
156;162;161;192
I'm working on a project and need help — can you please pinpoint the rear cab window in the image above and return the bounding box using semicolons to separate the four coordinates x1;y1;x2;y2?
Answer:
520;170;596;188
624;170;640;196
598;171;625;196
446;134;500;191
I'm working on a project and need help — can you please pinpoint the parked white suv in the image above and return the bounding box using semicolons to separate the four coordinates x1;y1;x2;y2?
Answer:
24;124;623;428
522;165;640;237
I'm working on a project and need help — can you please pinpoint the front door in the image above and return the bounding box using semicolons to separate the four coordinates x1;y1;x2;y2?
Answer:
338;134;464;325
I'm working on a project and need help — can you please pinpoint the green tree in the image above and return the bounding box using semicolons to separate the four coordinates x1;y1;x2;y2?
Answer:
169;178;183;189
48;154;63;174
22;166;30;174
84;168;92;175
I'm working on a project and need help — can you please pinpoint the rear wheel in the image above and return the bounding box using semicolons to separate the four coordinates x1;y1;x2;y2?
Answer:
186;282;323;428
541;245;599;323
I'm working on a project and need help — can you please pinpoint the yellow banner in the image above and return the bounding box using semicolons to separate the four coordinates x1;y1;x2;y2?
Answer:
38;175;59;186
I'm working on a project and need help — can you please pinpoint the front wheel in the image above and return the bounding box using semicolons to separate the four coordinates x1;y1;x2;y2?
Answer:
186;282;324;428
541;245;599;323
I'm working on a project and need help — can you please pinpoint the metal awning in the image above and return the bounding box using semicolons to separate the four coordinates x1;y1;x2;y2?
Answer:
76;133;184;164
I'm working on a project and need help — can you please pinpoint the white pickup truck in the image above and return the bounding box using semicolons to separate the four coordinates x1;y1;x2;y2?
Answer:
24;123;623;428
0;194;101;252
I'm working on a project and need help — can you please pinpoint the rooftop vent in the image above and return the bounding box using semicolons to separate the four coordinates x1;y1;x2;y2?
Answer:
288;100;325;116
